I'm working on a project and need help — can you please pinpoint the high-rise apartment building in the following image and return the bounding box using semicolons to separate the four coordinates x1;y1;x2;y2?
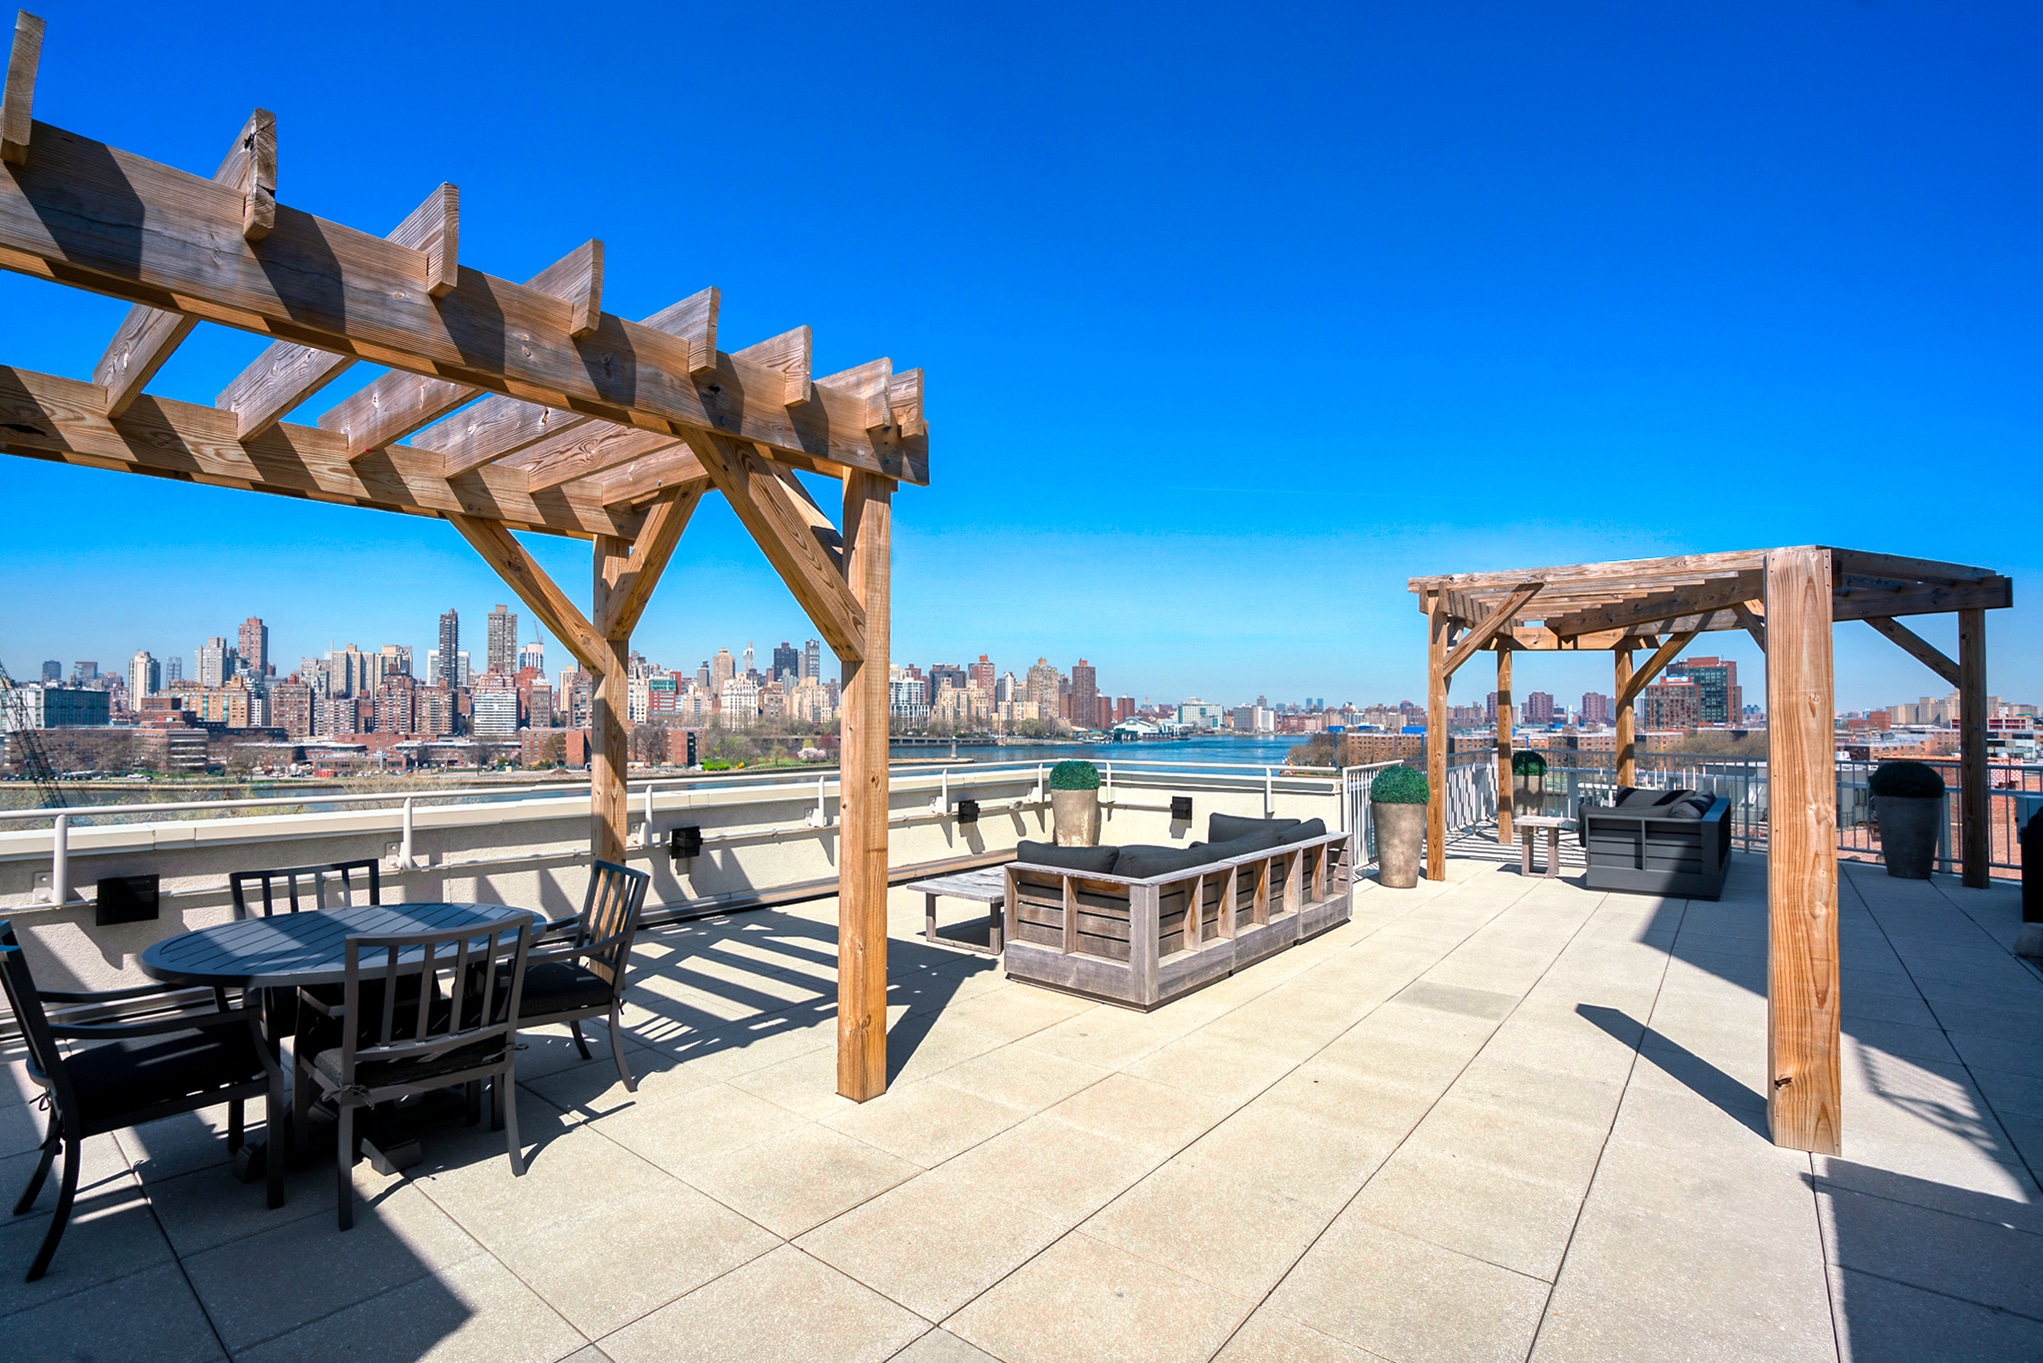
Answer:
1025;659;1060;714
128;650;159;702
237;617;269;678
968;655;995;696
1580;692;1615;726
418;687;456;737
772;642;799;683
1524;691;1557;725
486;605;517;676
1069;660;1099;732
802;639;820;681
71;661;98;684
196;638;231;688
271;680;313;739
326;644;369;698
163;655;182;685
519;639;545;676
436;609;460;685
374;674;419;733
39;661;60;682
711;649;736;690
1666;657;1740;726
1641;678;1700;732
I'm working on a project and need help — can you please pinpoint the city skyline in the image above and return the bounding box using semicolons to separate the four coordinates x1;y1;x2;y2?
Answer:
0;4;2035;711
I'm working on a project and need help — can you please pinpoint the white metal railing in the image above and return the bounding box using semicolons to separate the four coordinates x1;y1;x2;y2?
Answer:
1339;753;1496;868
3;758;1348;910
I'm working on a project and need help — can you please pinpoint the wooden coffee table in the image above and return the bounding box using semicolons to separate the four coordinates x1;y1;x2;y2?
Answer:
1516;816;1574;878
905;867;1006;955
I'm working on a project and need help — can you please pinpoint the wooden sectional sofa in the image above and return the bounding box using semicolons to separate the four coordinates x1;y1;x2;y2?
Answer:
1001;815;1353;1009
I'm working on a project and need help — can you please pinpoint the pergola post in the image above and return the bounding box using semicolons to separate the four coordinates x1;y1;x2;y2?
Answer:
837;471;893;1100
1764;546;1841;1155
1425;597;1449;882
1495;649;1514;846
1613;646;1635;788
1959;608;1989;889
590;537;634;865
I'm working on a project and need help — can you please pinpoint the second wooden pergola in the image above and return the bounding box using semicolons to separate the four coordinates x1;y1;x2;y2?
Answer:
0;12;917;1099
1408;546;2012;1153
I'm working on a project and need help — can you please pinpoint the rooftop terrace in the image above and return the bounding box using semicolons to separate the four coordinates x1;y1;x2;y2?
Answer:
6;842;2038;1362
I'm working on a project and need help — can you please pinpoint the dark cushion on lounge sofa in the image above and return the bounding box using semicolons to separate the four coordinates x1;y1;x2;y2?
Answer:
1016;841;1119;873
1208;814;1300;845
1661;795;1713;820
1282;818;1328;843
1114;843;1217;879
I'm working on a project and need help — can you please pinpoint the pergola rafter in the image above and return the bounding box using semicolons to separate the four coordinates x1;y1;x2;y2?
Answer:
0;11;922;1101
1410;545;2014;1156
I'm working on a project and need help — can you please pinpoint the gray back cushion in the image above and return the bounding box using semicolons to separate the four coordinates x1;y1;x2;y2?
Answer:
1662;796;1714;820
1114;843;1217;879
1208;813;1300;845
1014;841;1120;874
1282;817;1328;843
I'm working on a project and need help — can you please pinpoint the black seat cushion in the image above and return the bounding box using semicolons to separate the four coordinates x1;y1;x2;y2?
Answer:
512;960;615;1017
1208;814;1300;845
1015;841;1120;873
1114;843;1216;879
66;1026;266;1129
1282;818;1328;843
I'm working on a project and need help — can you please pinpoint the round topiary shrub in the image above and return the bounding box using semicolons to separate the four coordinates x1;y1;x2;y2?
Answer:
1048;760;1101;792
1869;760;1945;799
1511;751;1547;776
1370;765;1430;805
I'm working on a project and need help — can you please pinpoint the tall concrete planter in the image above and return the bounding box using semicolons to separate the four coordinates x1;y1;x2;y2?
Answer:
1874;796;1941;880
1373;803;1426;888
1052;789;1102;847
1511;770;1546;818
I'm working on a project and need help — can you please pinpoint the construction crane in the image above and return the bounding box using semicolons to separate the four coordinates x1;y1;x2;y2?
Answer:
0;657;65;808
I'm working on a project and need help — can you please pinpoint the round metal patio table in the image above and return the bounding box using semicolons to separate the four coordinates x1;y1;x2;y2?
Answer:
138;901;543;991
137;901;545;1178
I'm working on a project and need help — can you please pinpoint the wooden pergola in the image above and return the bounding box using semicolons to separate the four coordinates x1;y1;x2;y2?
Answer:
0;13;920;1099
1408;546;2013;1152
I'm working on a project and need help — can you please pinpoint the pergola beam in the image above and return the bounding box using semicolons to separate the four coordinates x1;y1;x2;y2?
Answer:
1864;616;1959;688
317;240;606;460
1441;583;1540;678
444;514;607;674
93;109;274;417
0;363;642;539
217;183;461;440
690;432;866;661
1618;629;1701;710
0;118;925;482
1;9;41;165
1543;572;1765;640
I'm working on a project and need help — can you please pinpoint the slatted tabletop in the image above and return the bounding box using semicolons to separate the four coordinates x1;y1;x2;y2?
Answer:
902;867;1009;902
138;902;542;990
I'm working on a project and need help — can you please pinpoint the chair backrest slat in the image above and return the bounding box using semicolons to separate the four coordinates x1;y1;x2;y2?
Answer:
578;860;649;988
232;858;382;920
340;917;531;1081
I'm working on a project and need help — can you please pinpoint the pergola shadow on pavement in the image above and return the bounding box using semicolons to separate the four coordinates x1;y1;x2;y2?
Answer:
1408;547;2013;1153
9;852;2042;1361
0;10;925;1100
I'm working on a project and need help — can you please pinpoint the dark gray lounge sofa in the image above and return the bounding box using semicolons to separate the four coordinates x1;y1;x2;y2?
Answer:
1579;787;1732;900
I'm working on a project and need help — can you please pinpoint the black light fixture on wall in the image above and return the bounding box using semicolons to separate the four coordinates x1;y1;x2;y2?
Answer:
956;798;980;825
1170;796;1193;822
669;825;703;861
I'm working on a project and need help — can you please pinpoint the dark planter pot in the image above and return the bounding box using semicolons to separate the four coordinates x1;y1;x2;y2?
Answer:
1374;801;1426;888
1512;772;1546;818
1874;795;1941;879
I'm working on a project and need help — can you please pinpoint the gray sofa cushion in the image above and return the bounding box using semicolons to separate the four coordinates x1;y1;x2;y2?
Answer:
1282;818;1328;843
1661;795;1714;820
1208;813;1301;845
1114;843;1216;879
1015;841;1120;873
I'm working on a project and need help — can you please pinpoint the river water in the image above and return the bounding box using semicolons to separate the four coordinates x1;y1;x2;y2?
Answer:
888;735;1325;770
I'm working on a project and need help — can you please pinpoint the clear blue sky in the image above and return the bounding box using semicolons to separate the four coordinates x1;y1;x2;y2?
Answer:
1;1;2035;711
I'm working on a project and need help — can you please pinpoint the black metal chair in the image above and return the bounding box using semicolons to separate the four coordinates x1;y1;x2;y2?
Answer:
512;861;651;1092
294;917;532;1230
0;919;284;1282
229;858;381;919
